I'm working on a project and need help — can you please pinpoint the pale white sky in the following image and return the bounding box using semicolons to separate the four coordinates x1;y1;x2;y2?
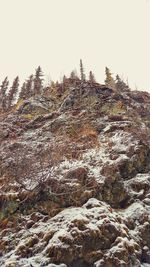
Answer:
0;0;150;92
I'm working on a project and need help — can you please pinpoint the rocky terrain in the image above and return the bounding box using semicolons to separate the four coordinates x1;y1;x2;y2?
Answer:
0;81;150;267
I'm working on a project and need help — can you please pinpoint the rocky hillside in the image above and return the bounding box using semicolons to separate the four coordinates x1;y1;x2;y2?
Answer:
0;81;150;267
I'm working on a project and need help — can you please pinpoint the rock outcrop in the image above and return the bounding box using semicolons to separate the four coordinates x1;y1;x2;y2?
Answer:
0;82;150;266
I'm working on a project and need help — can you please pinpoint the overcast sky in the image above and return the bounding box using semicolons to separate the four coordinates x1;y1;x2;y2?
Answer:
0;0;150;92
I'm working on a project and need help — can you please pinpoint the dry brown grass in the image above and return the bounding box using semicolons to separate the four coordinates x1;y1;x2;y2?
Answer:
80;124;98;138
66;123;100;148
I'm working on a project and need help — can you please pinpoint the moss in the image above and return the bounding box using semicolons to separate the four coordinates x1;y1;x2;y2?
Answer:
101;101;126;115
15;98;24;110
66;124;78;138
83;95;98;107
0;200;19;219
22;113;34;120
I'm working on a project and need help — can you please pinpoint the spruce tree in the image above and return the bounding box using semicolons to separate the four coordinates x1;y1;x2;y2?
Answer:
19;82;27;100
89;71;96;84
63;75;67;84
105;67;115;89
7;76;19;108
0;77;9;111
55;81;59;87
70;70;78;80
33;66;43;95
19;75;34;100
26;75;34;97
0;77;9;96
80;59;86;82
115;74;129;91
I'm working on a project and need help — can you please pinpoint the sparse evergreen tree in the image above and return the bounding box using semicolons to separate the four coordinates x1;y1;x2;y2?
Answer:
19;82;27;100
0;77;9;96
63;75;67;84
105;67;115;89
70;70;78;80
0;77;9;111
89;71;96;84
26;75;34;97
62;75;69;90
19;75;34;100
115;74;129;91
33;66;43;95
51;81;56;88
80;59;86;81
55;81;59;87
7;76;19;108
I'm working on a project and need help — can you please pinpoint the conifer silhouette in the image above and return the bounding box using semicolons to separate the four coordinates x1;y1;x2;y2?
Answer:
33;66;43;95
7;76;19;108
105;67;115;89
0;77;9;111
80;59;86;82
89;71;96;84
